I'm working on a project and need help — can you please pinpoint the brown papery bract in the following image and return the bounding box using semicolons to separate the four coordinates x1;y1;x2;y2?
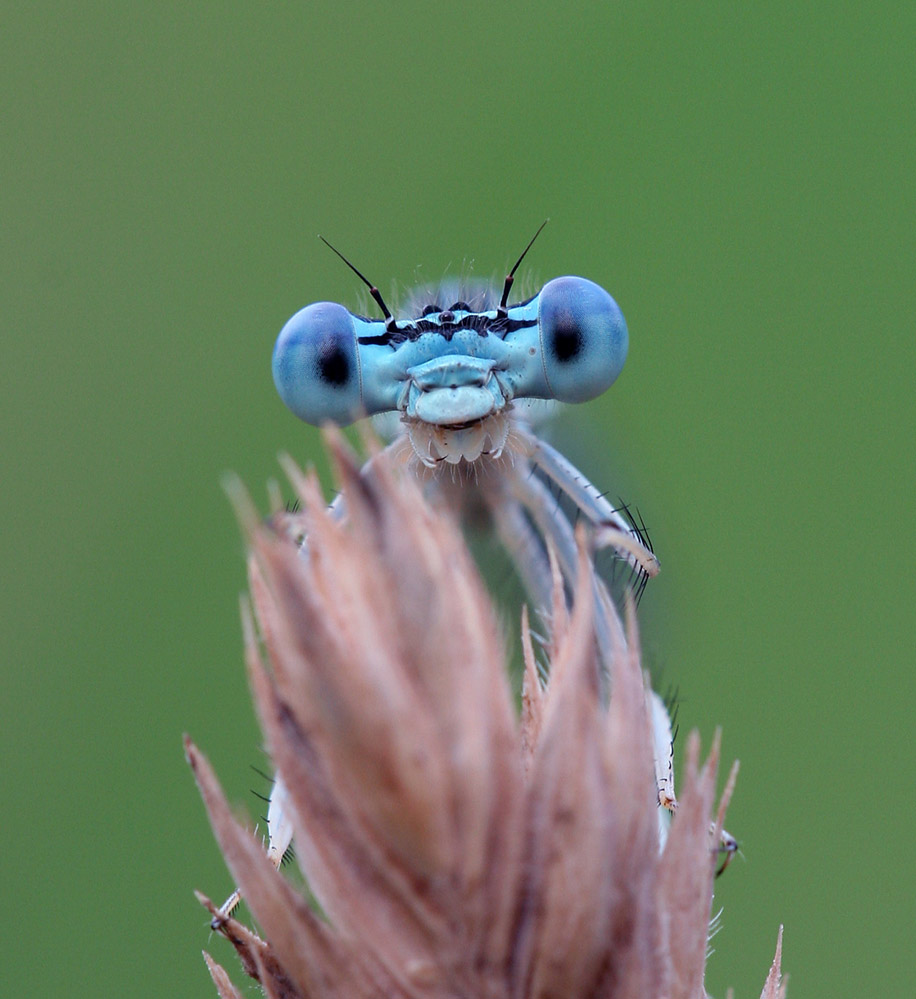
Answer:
188;428;784;999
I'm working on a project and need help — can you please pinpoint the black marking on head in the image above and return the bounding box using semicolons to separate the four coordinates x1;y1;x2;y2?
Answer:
357;311;537;347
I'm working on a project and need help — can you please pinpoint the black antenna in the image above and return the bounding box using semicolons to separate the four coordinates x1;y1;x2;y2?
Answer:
319;235;397;330
498;219;550;314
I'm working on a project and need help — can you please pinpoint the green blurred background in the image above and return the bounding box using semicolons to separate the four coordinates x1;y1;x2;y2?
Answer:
3;2;913;995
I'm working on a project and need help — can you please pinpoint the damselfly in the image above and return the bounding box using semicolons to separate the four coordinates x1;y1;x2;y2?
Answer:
212;227;734;924
274;224;659;613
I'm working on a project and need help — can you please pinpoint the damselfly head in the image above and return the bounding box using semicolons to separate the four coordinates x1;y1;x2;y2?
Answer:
272;237;628;461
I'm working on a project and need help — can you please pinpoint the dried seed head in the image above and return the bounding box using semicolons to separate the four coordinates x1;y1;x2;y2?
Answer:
188;429;784;998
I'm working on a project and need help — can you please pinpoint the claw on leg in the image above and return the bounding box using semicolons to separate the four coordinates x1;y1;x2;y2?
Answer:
210;775;295;930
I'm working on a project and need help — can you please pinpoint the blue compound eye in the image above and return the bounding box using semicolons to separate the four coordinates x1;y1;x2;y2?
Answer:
537;276;628;403
272;302;363;426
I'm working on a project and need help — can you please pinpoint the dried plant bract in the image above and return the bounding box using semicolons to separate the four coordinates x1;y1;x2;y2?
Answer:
187;429;784;998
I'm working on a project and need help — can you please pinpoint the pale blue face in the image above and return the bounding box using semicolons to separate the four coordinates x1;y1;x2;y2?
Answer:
272;274;628;429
